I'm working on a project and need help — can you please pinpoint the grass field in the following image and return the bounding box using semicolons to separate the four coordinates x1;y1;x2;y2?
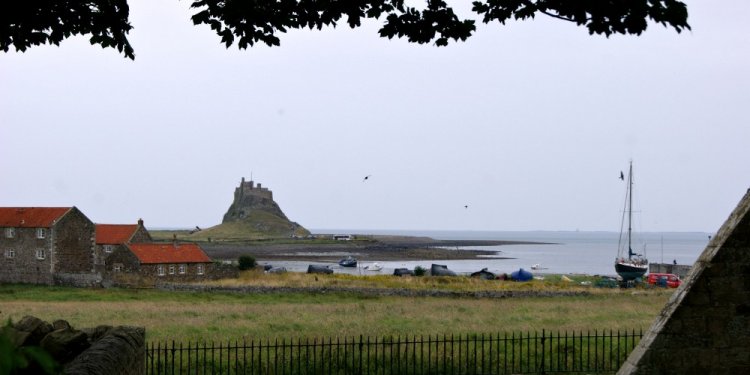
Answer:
0;274;674;344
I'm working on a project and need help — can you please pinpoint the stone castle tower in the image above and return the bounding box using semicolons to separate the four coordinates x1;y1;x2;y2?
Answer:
222;178;289;223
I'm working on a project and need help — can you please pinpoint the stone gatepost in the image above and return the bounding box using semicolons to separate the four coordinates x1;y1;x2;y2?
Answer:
618;190;750;374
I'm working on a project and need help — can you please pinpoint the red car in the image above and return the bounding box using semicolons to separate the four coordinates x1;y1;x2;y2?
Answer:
647;273;682;288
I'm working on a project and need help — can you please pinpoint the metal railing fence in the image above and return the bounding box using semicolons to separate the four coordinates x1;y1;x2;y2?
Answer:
146;329;642;374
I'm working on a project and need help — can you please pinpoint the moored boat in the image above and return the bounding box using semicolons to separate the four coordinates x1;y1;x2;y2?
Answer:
615;161;648;281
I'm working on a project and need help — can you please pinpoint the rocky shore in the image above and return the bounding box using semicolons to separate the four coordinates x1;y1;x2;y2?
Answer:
201;235;549;262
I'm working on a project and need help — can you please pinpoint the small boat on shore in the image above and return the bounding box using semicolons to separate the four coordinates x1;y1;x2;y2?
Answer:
393;268;414;277
470;268;495;280
364;263;382;271
338;256;357;267
431;264;457;276
307;264;333;274
530;264;547;270
510;268;533;281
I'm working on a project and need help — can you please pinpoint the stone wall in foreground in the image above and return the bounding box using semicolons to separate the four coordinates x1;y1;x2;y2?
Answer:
6;316;145;375
618;190;750;374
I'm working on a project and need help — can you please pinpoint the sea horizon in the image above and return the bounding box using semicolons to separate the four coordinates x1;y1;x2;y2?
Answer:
309;229;714;241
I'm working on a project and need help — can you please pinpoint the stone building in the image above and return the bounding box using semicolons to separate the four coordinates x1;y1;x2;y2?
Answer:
94;219;152;272
105;242;220;285
0;207;97;285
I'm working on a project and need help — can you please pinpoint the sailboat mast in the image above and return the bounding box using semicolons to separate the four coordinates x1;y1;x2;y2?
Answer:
628;161;633;260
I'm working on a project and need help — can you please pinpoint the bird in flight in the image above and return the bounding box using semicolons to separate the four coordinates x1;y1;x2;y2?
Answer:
363;175;371;182
464;205;468;209
619;171;624;180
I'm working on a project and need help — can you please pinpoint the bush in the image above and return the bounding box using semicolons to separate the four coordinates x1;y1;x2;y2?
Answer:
238;255;256;270
0;321;58;375
414;266;426;277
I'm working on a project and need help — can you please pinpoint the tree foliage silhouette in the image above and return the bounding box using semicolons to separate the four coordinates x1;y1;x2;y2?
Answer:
1;0;690;60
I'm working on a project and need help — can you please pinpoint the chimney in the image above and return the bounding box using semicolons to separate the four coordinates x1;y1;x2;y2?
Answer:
137;218;143;227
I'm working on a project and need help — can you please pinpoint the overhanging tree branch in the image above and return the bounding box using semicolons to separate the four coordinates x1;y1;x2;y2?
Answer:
0;0;690;59
539;10;578;24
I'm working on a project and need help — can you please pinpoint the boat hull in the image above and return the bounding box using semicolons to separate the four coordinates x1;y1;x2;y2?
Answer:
615;262;648;281
431;264;457;276
338;257;357;267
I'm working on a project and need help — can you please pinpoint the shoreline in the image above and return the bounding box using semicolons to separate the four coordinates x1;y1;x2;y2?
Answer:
201;237;551;262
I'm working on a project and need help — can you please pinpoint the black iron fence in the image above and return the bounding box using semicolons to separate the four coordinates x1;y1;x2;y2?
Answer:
146;329;642;374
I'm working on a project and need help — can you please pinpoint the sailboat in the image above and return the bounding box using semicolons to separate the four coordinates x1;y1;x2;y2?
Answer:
615;161;648;281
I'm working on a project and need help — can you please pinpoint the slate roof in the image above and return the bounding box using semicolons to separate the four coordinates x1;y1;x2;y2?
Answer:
0;207;72;227
96;224;138;245
127;243;211;264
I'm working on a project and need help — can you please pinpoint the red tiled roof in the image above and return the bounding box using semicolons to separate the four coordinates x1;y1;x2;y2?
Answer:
0;207;71;227
96;224;138;245
127;243;211;264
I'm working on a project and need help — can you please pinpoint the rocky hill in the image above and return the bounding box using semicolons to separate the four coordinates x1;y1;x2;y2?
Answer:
187;178;309;240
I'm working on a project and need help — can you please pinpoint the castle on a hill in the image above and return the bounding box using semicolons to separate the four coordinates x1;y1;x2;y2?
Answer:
235;177;273;201
222;178;288;223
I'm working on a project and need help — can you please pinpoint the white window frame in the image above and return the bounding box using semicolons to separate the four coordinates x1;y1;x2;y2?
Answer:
35;249;46;260
4;228;15;238
178;264;187;274
168;265;175;275
36;228;46;239
157;265;165;276
113;263;123;272
4;249;14;259
197;264;205;275
103;245;114;253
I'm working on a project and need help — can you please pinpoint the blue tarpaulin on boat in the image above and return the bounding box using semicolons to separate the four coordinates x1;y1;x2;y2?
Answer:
510;268;533;282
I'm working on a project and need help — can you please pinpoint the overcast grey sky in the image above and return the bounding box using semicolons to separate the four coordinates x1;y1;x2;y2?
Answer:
1;1;748;233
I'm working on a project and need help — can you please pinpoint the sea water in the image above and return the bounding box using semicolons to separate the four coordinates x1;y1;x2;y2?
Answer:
293;230;712;277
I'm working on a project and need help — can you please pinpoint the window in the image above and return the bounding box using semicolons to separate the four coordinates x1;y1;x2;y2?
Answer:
168;265;175;275
103;245;114;253
4;228;15;238
178;264;186;274
113;263;123;272
4;249;14;259
35;249;46;260
197;264;205;275
157;265;165;276
36;228;46;239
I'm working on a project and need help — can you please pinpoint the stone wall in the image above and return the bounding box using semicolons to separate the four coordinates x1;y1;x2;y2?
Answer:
618;190;750;374
130;224;153;243
156;283;590;298
5;316;145;375
0;226;55;284
54;272;103;288
648;263;692;279
52;207;96;274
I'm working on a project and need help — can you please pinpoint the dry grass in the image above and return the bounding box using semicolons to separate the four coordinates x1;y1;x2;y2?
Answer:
0;282;673;343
